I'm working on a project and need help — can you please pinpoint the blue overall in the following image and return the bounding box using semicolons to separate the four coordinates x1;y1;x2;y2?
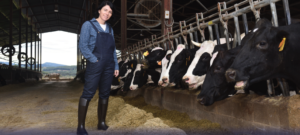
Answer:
81;21;115;100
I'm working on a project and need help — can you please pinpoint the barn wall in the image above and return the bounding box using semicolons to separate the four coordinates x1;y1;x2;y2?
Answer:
124;86;300;134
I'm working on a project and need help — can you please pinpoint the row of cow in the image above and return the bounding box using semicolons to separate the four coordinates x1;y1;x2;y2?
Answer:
102;18;300;106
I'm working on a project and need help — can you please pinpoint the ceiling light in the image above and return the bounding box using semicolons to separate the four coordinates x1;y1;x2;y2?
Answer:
54;4;59;12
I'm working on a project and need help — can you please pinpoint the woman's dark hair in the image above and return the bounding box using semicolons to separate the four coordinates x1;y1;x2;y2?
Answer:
93;1;116;24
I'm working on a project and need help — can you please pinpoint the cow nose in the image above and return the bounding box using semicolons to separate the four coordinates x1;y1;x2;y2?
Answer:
183;78;189;83
130;87;133;90
226;68;236;82
162;78;168;83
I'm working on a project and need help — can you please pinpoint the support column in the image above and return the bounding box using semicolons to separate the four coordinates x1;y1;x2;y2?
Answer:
25;8;28;70
35;32;37;71
9;0;13;79
121;0;127;51
37;31;39;72
40;33;42;72
19;0;22;68
162;0;172;49
30;25;33;70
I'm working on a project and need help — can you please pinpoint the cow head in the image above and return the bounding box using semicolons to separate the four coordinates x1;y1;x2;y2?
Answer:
158;50;173;86
198;50;237;106
161;45;186;87
129;64;148;90
182;40;215;90
119;59;137;79
121;71;134;92
165;44;198;87
144;47;166;69
226;19;289;90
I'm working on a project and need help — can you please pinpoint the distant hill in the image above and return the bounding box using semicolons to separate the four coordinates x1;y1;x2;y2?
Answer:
42;62;67;67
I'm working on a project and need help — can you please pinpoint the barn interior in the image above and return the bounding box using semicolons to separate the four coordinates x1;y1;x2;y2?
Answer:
1;0;300;134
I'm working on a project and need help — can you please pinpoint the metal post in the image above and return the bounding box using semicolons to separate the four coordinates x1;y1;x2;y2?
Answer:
40;32;42;72
242;14;248;35
178;37;182;44
121;0;127;51
19;1;22;69
188;24;194;49
35;32;37;71
26;8;28;70
282;0;291;25
270;2;278;27
208;26;214;41
234;4;241;47
30;25;33;70
193;31;199;43
37;32;39;72
214;24;220;45
9;0;13;76
218;2;230;50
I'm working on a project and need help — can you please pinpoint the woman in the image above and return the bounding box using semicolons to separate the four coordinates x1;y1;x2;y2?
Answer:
77;1;118;135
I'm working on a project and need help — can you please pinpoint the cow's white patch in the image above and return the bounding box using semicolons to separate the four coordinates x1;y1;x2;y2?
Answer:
213;38;232;45
117;58;122;63
120;69;132;79
162;45;185;87
210;52;219;66
183;41;215;90
151;47;164;52
111;85;120;90
111;79;124;90
158;50;173;85
130;64;142;90
155;68;162;73
147;75;154;84
253;28;258;32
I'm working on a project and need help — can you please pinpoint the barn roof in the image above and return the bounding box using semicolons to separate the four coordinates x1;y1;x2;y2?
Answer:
1;0;300;49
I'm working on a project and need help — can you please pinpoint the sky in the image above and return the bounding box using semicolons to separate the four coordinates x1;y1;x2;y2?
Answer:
41;31;77;66
0;31;77;66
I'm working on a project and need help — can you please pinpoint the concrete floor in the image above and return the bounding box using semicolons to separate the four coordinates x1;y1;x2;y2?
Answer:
0;81;226;135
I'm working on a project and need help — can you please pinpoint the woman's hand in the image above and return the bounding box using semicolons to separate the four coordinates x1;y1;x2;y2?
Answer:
114;70;119;77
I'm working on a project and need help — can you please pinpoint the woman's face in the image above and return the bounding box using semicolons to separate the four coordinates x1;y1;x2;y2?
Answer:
98;5;112;22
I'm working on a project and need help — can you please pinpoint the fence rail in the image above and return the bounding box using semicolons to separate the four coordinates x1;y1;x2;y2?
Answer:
120;0;283;58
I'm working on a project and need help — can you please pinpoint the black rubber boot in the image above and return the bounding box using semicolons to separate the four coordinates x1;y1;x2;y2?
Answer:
77;98;90;135
97;98;109;130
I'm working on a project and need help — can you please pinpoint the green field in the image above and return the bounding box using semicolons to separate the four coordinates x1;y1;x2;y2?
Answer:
42;66;77;79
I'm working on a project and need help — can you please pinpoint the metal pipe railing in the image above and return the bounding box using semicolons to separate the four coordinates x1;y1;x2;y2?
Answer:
121;0;281;58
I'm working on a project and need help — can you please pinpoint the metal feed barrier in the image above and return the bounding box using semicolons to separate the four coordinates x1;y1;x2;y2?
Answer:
120;0;292;97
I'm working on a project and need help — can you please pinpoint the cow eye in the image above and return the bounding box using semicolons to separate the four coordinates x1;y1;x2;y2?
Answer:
256;41;268;50
214;66;222;72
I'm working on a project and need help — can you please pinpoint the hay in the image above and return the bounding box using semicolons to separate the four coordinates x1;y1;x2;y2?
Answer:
124;96;222;132
132;118;187;135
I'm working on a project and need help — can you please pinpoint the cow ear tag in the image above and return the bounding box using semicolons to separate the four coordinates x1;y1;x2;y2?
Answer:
131;63;133;68
278;37;286;52
118;78;120;82
157;61;162;65
143;51;149;56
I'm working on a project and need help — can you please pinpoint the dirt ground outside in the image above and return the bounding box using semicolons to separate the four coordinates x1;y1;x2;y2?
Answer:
0;81;228;135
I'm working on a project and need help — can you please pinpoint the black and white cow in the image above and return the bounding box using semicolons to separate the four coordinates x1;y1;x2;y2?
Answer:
111;60;125;90
226;18;300;90
161;44;199;88
158;50;173;86
182;41;217;90
129;64;162;90
144;47;167;69
119;58;137;79
121;71;134;92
